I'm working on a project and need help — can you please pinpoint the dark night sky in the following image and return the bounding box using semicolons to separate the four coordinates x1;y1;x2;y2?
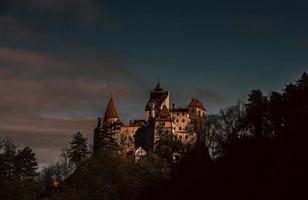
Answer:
0;0;307;167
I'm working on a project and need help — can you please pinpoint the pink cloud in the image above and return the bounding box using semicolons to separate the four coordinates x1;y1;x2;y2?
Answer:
0;47;68;68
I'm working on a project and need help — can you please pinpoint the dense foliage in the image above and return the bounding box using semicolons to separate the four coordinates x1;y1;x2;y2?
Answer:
0;138;39;200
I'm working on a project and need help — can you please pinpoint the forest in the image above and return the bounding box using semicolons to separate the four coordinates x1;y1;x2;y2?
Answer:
0;72;307;200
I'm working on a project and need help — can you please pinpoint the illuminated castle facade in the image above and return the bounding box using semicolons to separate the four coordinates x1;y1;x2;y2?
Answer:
94;82;206;155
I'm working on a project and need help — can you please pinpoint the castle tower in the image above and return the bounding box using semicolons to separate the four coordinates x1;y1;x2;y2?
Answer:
145;81;170;122
154;105;173;146
104;95;119;123
188;98;206;119
93;95;122;151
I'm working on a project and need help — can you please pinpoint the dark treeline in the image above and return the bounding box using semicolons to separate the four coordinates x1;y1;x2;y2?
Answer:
1;73;307;200
147;72;308;200
0;138;39;199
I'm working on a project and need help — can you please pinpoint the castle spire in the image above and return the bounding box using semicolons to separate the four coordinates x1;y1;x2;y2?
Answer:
104;95;119;120
154;79;163;92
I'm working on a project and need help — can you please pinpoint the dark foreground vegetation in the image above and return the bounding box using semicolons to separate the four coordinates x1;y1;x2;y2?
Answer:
1;73;307;200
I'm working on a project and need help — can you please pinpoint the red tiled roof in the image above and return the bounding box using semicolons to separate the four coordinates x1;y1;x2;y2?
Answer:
188;98;206;111
104;96;119;119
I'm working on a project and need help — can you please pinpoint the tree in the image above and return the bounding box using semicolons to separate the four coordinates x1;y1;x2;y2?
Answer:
68;132;89;167
156;132;185;161
0;138;17;180
245;90;269;139
94;123;119;152
269;91;283;135
15;146;38;181
219;101;247;142
59;148;74;180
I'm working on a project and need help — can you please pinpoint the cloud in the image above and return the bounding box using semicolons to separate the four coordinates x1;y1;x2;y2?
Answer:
230;19;308;49
193;87;226;103
0;47;67;68
168;84;226;113
0;47;146;86
0;115;95;164
0;75;141;164
0;0;120;48
3;0;119;29
0;15;56;46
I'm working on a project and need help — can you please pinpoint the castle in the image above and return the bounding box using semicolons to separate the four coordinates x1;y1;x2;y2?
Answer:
93;82;206;157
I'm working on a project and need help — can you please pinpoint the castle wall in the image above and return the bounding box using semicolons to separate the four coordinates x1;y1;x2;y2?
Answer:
188;107;206;119
171;110;196;144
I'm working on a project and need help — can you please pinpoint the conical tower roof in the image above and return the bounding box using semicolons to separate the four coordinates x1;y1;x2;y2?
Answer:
154;80;163;92
104;96;119;119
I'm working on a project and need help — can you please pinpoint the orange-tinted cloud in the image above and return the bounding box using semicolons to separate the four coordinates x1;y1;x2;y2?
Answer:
0;67;146;165
0;47;67;67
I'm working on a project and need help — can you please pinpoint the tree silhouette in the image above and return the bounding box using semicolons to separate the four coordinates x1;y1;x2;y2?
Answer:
68;132;89;167
15;146;38;181
94;123;119;152
0;138;17;180
245;90;269;139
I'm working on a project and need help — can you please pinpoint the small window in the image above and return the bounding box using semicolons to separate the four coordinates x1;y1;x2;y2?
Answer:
173;127;176;130
179;127;182;131
185;135;188;139
165;130;168;134
176;119;179;123
179;135;182;139
182;119;185;123
177;113;179;116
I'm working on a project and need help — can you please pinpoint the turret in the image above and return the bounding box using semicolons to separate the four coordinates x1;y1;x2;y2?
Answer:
188;98;206;118
104;95;120;123
144;81;170;122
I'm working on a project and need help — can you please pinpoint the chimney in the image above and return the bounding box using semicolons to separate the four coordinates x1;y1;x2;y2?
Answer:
172;103;175;110
129;120;132;126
